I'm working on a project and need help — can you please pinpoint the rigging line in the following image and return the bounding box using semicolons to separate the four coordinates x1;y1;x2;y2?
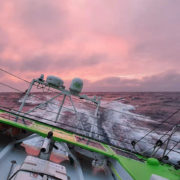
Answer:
1;103;178;148
2;105;180;154
0;81;70;110
170;139;180;144
0;83;103;125
140;104;180;108
143;138;179;157
0;67;98;107
72;93;180;122
1;69;179;154
170;149;180;154
138;120;180;146
42;104;179;128
0;67;156;119
34;106;146;132
1;68;178;126
30;107;168;146
35;99;179;128
6;106;178;155
57;94;180;127
2;109;150;162
0;68;30;83
33;81;63;94
18;91;156;131
149;120;180;144
0;105;179;155
19;87;179;127
165;141;180;156
136;121;180;147
66;96;146;119
137;102;180;107
0;82;25;116
136;108;180;144
0;82;155;125
20;88;179;127
0;82;22;92
1;106;154;147
0;105;135;147
0;83;95;122
152;134;180;157
135;127;180;146
42;101;176;146
0;84;176;139
79;101;180;127
30;103;180;143
0;67;179;127
157;122;180;142
3;104;173;148
0;67;60;94
0;82;178;133
0;82;178;141
0;71;179;130
79;97;180;109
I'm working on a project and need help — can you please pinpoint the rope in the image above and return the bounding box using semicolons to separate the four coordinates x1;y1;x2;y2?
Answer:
0;67;179;156
136;109;180;144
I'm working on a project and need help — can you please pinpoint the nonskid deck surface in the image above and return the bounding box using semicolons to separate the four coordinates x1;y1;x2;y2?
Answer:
0;109;179;180
0;109;143;161
0;135;114;180
1;92;179;166
0;109;127;158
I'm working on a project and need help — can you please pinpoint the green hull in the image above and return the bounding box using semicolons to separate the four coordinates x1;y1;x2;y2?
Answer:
0;109;179;180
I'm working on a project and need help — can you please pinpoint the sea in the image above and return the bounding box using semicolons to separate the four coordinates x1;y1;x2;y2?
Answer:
0;91;179;165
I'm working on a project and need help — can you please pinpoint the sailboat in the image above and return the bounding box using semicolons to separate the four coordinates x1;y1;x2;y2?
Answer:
0;72;179;180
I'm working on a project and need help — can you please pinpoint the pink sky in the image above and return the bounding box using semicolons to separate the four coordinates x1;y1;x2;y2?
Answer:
0;0;180;91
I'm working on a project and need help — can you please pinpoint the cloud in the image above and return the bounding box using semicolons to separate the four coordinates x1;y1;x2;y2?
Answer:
140;71;180;91
83;71;180;92
0;53;106;73
0;28;8;53
0;69;179;92
0;0;179;91
14;0;69;43
129;0;180;64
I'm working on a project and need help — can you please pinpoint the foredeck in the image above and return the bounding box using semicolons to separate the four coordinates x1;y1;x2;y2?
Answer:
0;108;179;180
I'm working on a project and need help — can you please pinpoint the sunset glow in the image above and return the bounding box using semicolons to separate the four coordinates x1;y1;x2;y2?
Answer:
0;0;180;91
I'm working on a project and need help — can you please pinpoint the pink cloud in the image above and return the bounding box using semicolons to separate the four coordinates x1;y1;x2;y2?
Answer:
0;0;179;91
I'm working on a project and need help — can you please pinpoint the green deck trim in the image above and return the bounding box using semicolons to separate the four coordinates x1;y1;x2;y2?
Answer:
0;109;179;180
110;164;122;180
103;144;116;155
115;155;180;180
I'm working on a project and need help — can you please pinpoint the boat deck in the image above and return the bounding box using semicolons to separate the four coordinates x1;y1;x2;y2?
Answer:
0;135;114;180
0;109;179;180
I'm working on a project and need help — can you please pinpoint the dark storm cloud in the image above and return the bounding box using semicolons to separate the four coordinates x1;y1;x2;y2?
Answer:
84;71;180;92
0;53;106;72
140;72;180;91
